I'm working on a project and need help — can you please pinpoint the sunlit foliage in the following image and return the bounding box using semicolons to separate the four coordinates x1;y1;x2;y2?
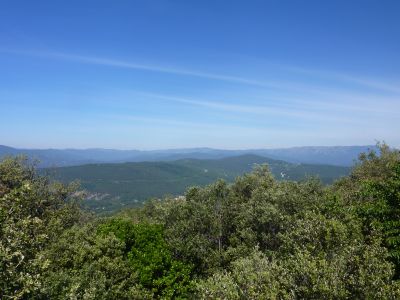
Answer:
1;144;400;299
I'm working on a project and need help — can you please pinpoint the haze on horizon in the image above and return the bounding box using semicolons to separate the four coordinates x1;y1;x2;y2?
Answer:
1;1;399;149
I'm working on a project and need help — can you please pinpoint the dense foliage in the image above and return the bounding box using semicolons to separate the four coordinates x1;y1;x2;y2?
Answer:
98;219;193;298
1;144;399;299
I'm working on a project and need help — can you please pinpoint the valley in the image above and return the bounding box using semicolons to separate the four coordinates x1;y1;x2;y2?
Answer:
47;154;350;212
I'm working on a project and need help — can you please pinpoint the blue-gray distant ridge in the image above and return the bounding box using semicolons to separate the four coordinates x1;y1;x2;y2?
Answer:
0;144;377;167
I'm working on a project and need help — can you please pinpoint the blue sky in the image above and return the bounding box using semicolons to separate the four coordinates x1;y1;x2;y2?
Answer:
0;0;399;149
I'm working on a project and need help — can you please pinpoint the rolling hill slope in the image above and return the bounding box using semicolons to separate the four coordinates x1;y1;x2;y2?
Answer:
47;155;350;213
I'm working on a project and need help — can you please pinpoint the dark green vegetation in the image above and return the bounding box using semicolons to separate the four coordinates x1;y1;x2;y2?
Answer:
48;155;350;213
1;144;400;299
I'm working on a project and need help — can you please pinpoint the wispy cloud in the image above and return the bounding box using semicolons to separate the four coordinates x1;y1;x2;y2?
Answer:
284;65;400;94
2;48;399;130
79;111;394;150
131;92;372;124
3;48;399;97
1;49;285;89
92;111;298;136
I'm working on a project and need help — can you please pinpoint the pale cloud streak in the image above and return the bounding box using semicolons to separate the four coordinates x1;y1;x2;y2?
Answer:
284;65;400;94
5;48;398;96
131;92;377;124
1;49;284;89
2;48;398;132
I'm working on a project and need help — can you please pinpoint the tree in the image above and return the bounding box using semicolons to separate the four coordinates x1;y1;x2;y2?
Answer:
98;218;194;299
334;143;400;278
37;223;150;299
358;160;400;278
0;157;86;299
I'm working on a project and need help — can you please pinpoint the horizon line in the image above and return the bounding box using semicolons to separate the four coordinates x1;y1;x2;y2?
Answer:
0;143;379;152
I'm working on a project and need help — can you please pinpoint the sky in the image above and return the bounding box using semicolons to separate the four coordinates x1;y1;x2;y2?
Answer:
0;0;399;150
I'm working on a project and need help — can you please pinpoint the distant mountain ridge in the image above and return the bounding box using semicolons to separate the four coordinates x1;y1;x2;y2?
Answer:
0;144;377;167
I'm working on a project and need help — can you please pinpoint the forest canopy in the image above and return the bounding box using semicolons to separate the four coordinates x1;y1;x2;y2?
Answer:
1;144;400;299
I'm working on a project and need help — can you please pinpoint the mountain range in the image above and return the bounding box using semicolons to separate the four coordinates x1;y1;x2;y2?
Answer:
0;144;377;167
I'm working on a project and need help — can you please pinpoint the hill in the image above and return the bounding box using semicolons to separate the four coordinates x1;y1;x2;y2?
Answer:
1;144;377;167
47;154;350;213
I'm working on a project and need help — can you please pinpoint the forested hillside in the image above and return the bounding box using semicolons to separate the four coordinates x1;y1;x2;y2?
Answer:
1;144;399;299
47;155;350;213
0;145;375;167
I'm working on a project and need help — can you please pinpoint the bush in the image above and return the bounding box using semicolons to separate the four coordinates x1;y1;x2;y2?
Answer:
0;157;85;299
98;218;194;299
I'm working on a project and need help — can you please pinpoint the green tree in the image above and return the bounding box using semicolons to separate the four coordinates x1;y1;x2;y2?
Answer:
334;143;400;278
358;160;400;278
0;157;86;299
36;223;150;299
98;218;194;299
